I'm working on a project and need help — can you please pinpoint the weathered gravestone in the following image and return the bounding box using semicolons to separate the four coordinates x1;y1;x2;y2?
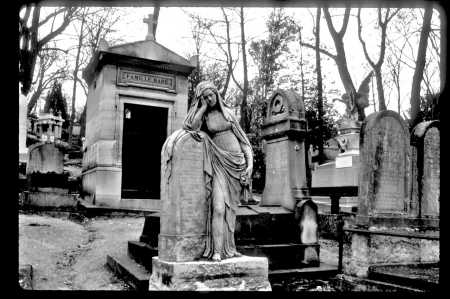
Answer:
343;111;439;278
149;129;271;291
358;110;411;216
411;121;440;218
158;129;208;261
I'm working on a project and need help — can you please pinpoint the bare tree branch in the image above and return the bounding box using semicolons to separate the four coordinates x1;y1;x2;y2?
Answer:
38;7;67;27
300;41;336;59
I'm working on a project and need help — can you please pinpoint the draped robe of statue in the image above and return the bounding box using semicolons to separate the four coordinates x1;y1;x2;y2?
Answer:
175;82;253;259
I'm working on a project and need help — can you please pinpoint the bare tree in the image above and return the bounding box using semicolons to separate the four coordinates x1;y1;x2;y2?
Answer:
357;7;400;111
410;3;433;127
68;8;88;144
27;47;69;115
19;5;78;95
301;6;371;121
67;8;123;143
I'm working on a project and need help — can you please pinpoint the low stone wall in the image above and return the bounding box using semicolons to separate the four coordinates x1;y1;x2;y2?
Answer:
342;230;439;277
21;188;78;209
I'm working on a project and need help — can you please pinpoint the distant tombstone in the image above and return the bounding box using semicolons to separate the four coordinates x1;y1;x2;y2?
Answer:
27;143;65;175
411;121;440;218
358;111;411;216
158;129;208;262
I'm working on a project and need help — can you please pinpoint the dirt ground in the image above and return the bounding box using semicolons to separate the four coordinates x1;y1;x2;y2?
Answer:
19;212;339;291
19;212;144;290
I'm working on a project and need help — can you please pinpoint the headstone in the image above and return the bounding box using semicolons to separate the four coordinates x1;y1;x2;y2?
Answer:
149;129;271;291
358;110;411;216
158;129;207;262
261;89;308;210
343;111;439;278
411;121;440;218
422;127;440;217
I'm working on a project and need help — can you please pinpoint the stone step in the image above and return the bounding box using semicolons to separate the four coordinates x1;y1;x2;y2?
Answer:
368;263;439;291
106;254;150;291
107;253;338;291
268;263;338;281
77;201;156;217
127;241;157;270
128;240;319;271
238;243;320;270
342;277;426;292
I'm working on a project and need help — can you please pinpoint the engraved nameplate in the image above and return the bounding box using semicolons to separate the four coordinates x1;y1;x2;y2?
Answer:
117;68;176;92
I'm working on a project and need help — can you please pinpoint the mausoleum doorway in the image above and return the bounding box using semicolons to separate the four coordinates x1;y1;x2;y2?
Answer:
121;102;168;199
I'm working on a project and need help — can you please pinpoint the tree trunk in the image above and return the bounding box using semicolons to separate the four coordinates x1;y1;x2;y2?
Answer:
220;8;232;99
371;75;377;112
375;70;386;111
21;6;41;95
323;7;356;98
69;14;86;145
315;7;325;164
410;4;433;127
239;6;250;133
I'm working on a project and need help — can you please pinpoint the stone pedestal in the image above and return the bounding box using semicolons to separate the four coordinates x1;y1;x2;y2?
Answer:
149;256;271;291
261;89;308;210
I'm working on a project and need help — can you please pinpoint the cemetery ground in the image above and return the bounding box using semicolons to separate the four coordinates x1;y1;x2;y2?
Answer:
19;210;340;291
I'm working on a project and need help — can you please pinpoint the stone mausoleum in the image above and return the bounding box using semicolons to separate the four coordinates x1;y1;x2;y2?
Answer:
81;20;195;211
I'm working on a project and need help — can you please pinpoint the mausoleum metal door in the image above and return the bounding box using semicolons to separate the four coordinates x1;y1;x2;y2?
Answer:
121;103;168;199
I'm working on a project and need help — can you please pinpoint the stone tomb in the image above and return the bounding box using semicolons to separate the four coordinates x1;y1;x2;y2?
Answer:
343;111;439;277
81;33;195;211
411;121;440;218
149;130;271;291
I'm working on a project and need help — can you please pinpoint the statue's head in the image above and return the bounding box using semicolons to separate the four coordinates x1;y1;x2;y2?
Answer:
195;81;223;110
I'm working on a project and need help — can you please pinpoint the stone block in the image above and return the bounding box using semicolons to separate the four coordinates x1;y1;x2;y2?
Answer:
148;256;271;291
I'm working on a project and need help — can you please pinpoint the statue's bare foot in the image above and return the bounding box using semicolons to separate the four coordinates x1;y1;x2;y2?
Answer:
233;252;242;257
212;253;221;262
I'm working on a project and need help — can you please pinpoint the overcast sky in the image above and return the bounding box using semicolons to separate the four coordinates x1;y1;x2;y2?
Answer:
27;5;441;118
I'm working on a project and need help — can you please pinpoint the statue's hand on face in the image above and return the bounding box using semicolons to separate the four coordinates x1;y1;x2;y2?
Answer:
202;89;217;108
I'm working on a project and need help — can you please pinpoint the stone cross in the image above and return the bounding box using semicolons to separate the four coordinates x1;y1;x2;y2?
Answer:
143;14;155;41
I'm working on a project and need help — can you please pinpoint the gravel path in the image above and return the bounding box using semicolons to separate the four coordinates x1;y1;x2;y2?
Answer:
19;213;144;290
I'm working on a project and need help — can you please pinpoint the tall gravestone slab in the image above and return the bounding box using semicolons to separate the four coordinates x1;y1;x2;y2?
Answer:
358;111;411;217
149;130;271;291
343;111;439;278
411;121;440;218
158;130;208;261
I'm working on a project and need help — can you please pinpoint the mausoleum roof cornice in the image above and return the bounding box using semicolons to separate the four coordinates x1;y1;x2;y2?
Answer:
83;48;195;85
